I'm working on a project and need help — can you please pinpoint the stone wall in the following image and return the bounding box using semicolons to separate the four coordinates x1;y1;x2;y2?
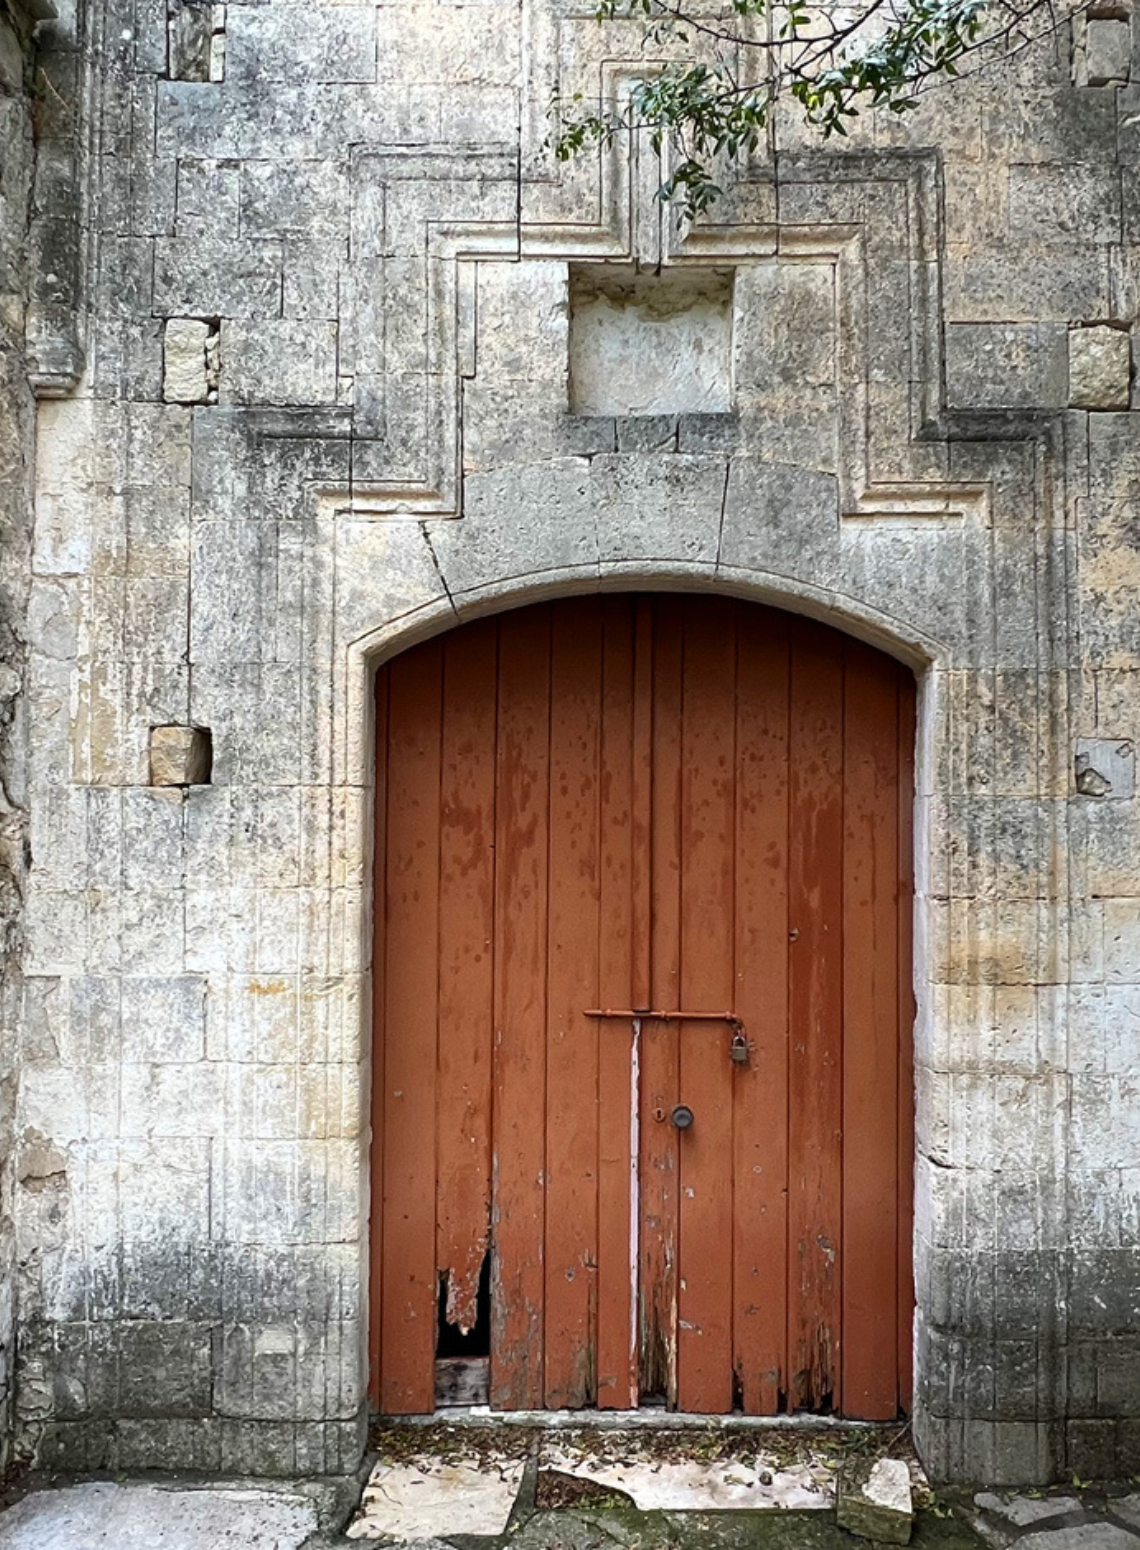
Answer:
0;0;54;1477
13;0;1140;1486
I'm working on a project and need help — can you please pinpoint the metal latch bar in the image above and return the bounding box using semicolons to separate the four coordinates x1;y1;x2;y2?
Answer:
584;1008;743;1033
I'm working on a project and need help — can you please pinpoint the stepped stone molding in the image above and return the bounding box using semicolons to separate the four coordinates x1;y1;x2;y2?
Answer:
325;131;994;524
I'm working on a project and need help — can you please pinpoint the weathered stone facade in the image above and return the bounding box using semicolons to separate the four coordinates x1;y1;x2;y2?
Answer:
0;0;57;1476
9;0;1140;1490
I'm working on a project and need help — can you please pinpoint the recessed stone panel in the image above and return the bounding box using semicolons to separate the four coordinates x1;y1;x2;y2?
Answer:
568;265;733;417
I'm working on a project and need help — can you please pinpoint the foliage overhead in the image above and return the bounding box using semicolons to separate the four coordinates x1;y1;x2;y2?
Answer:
551;0;1083;216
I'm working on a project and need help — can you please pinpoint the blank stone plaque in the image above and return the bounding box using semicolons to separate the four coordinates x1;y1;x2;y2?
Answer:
568;264;733;417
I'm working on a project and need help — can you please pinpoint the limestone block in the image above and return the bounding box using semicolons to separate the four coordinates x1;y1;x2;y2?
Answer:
943;245;1109;325
720;458;841;580
220;320;338;407
226;5;377;85
836;1457;913;1545
163;318;209;403
590;453;730;566
945;322;1069;410
125;401;194;488
428;459;599;599
241;159;349;240
154;237;283;321
174;158;240;237
280;241;344;324
1008;163;1122;245
438;85;518;146
984;80;1118;165
149;724;212;786
168;2;214;83
117;1138;213;1244
734;260;835;394
122;976;207;1063
477;260;568;389
376;3;521;87
120;1062;225;1139
1069;325;1131;410
1085;18;1132;84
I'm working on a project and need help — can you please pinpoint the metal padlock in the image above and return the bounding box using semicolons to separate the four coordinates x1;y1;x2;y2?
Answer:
730;1031;749;1066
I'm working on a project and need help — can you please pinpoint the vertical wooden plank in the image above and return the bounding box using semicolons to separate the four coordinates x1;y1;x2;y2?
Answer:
380;642;443;1414
631;599;654;1011
677;596;737;1414
369;666;389;1408
597;597;638;1409
544;599;603;1408
490;607;552;1410
841;640;900;1419
436;622;498;1344
787;618;845;1414
639;596;684;1405
732;606;790;1414
897;669;917;1413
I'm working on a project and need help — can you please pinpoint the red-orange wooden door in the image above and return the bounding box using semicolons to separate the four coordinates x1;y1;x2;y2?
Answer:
371;595;915;1418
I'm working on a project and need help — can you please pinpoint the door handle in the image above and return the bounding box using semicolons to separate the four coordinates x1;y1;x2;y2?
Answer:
671;1104;694;1130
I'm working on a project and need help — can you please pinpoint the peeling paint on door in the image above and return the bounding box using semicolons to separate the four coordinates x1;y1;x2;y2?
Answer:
372;596;914;1419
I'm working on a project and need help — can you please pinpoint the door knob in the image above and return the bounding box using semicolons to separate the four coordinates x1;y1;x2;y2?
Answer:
671;1104;694;1130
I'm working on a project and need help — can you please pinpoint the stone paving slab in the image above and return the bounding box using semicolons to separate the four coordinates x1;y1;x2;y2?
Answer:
969;1491;1140;1550
1017;1528;1139;1550
975;1496;1083;1529
0;1481;319;1550
346;1459;526;1541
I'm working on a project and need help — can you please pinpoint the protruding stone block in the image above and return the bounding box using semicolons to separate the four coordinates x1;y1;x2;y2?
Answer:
1070;325;1132;410
149;725;213;787
946;322;1069;410
163;317;213;403
836;1457;913;1545
1085;18;1132;84
168;1;216;82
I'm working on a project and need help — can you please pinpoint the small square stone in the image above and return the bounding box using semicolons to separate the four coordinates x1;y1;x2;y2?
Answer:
149;726;213;787
1069;325;1131;411
1086;18;1132;84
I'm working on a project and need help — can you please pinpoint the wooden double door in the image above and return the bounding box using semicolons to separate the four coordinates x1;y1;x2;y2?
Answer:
371;594;915;1419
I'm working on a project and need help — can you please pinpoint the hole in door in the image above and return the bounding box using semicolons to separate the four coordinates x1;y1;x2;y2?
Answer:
435;1255;491;1407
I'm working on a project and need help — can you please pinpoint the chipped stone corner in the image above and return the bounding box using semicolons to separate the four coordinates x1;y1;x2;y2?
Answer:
1075;737;1135;799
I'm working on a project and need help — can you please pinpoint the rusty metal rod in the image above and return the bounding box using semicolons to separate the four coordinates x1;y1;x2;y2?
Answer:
584;1008;742;1027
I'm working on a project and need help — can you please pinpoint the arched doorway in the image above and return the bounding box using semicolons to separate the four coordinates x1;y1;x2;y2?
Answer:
370;594;915;1420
